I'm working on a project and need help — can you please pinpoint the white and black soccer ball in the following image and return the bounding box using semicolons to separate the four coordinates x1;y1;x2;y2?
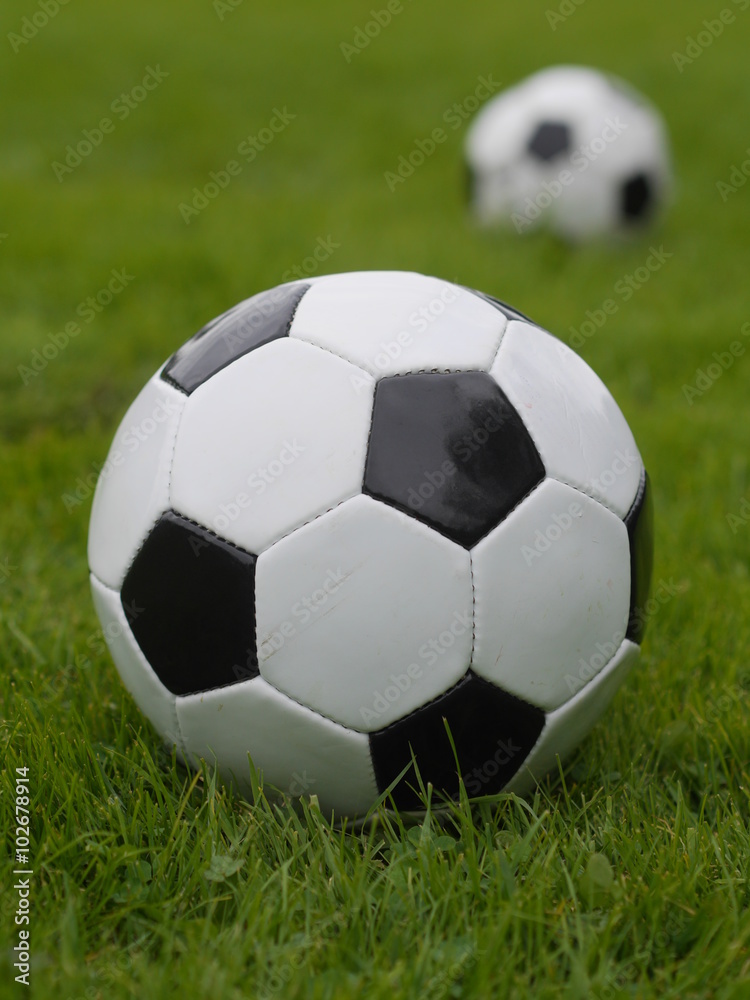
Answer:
464;65;672;241
88;271;653;816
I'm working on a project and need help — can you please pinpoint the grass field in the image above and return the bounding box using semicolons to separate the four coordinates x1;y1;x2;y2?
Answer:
2;0;750;996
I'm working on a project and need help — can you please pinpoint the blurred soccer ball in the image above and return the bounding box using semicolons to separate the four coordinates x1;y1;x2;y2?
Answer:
464;66;672;241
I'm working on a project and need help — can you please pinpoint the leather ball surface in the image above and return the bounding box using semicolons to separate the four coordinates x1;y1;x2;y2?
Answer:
88;271;653;815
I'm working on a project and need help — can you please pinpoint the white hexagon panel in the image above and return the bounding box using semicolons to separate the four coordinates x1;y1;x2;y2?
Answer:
170;337;374;554
177;676;378;816
289;270;507;377
255;493;473;732
491;321;643;518
471;478;631;712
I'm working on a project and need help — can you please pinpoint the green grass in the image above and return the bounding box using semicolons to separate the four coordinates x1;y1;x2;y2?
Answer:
2;0;750;996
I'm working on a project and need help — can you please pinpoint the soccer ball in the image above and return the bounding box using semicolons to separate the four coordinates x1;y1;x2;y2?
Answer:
464;65;672;241
88;271;653;816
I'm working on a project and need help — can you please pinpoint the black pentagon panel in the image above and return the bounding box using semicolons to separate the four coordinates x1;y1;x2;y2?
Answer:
121;510;258;695
527;121;571;162
465;287;534;324
161;282;311;395
363;372;545;548
369;672;545;809
621;173;654;222
624;470;654;643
